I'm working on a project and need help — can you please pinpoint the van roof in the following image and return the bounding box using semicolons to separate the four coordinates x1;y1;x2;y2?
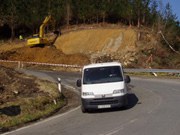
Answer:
83;62;122;69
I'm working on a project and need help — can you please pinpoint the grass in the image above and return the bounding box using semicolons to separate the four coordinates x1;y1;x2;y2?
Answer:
0;98;65;128
0;80;66;131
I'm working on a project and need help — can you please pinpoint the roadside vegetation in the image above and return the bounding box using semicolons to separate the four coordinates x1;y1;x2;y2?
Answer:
0;0;179;52
0;0;179;131
0;0;179;69
0;65;65;132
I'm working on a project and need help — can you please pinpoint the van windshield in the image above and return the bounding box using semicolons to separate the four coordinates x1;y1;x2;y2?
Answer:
83;66;123;84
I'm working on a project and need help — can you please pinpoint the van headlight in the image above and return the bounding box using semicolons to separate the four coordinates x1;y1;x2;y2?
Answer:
113;89;124;94
82;92;94;96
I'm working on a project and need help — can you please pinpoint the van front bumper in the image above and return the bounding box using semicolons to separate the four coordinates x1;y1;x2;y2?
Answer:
81;94;128;110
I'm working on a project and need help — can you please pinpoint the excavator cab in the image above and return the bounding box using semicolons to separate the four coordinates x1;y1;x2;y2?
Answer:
27;15;60;47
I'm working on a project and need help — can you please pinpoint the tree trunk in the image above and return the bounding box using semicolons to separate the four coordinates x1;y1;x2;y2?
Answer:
138;18;140;28
76;19;79;25
66;1;71;28
96;15;99;24
102;12;106;24
128;18;131;27
142;14;145;24
137;7;141;28
83;17;85;24
10;24;15;41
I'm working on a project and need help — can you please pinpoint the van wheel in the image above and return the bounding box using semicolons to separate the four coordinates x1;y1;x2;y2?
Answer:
81;105;87;113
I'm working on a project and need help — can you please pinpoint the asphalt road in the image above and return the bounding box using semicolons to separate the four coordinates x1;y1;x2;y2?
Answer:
3;70;180;135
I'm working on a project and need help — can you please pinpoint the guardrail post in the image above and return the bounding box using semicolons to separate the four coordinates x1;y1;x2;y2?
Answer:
21;62;24;69
149;67;158;77
57;78;61;93
18;61;21;69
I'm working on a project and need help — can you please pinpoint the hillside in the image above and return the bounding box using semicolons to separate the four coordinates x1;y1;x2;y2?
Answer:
0;27;179;69
56;28;137;54
56;27;180;69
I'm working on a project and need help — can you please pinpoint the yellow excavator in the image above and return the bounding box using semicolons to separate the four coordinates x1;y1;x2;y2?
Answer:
27;15;60;47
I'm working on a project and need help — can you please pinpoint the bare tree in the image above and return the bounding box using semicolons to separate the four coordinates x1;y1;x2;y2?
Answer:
2;0;19;41
66;0;72;27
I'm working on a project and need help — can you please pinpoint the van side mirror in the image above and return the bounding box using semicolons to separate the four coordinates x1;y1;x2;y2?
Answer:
124;75;131;83
76;79;82;87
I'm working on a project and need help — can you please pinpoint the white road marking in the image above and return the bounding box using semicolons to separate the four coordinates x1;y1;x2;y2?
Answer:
2;106;81;135
105;129;121;135
101;118;138;135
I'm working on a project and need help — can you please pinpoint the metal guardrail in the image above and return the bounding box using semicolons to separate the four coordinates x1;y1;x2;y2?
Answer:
0;59;180;74
124;68;180;73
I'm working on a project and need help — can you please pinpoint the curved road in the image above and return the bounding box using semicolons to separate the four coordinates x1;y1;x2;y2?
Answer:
3;70;180;135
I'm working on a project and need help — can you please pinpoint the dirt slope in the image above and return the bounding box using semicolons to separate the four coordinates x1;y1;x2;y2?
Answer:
0;27;179;68
55;28;180;68
55;28;137;55
0;46;89;66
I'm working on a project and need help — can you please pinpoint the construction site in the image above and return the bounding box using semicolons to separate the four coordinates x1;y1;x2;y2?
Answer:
0;23;180;132
0;0;180;133
0;24;179;69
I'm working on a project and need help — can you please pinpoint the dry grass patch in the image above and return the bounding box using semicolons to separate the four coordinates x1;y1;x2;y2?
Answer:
0;66;65;132
0;40;25;52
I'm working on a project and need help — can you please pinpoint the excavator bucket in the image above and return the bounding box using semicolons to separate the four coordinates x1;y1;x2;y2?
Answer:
54;30;60;35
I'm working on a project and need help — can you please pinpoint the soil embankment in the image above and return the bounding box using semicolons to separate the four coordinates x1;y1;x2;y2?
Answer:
0;66;65;132
0;46;89;66
1;27;179;68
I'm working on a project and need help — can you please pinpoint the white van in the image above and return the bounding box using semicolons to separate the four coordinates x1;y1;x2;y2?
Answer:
76;62;130;113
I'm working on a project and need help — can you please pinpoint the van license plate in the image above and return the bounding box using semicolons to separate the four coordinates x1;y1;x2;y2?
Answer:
98;105;111;109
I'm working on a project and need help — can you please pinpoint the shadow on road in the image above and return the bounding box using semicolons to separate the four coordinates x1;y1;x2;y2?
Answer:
88;93;139;113
126;93;139;109
0;105;21;116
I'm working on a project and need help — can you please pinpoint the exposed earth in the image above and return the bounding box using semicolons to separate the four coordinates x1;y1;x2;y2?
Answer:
0;26;179;68
0;66;40;104
0;65;66;132
0;65;80;133
0;26;179;132
0;46;89;66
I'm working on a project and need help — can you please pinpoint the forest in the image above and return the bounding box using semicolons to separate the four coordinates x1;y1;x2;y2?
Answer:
0;0;180;51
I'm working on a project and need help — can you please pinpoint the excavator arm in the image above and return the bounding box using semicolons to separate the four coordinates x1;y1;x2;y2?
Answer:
39;15;53;38
27;15;59;47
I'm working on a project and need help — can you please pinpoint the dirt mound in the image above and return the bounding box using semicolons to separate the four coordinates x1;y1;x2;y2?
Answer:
55;28;137;55
0;66;40;104
0;46;89;65
55;28;139;65
0;27;179;68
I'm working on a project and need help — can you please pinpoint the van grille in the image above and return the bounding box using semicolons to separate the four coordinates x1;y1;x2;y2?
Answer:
89;98;118;105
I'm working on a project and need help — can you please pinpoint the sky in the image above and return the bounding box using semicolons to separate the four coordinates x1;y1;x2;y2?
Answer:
162;0;180;21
